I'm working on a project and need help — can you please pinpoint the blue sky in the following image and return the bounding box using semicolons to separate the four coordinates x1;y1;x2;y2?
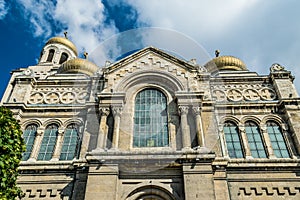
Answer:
1;0;300;97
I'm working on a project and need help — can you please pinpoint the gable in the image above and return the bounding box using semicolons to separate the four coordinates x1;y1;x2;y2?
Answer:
103;47;205;92
106;47;197;74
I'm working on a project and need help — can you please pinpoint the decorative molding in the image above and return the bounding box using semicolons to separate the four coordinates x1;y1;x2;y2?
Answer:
211;84;277;102
23;188;62;198
238;186;300;196
28;88;89;105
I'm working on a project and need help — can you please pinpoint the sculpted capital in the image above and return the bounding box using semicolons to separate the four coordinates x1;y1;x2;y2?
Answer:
178;105;189;115
99;107;110;116
112;106;123;117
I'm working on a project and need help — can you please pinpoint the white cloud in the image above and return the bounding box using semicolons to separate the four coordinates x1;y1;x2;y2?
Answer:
0;0;9;20
54;0;118;53
17;0;118;57
123;0;300;92
17;0;55;37
127;0;258;40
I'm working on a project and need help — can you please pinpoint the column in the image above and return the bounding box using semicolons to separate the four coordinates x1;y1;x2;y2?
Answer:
178;105;191;149
218;126;228;157
282;124;297;159
239;127;252;159
28;128;43;161
51;128;64;161
192;106;205;147
111;106;123;149
96;106;110;150
260;126;276;158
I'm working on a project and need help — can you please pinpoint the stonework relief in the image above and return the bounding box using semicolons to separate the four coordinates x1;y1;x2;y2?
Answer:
28;87;89;105
238;186;300;197
109;52;198;86
270;63;286;72
212;84;277;102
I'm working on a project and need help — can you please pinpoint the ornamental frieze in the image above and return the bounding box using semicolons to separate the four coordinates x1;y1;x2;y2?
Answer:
211;84;277;102
28;87;89;105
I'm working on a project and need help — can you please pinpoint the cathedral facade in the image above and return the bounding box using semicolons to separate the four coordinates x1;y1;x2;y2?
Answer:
1;36;300;200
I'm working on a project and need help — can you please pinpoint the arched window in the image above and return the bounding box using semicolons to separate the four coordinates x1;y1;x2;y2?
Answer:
223;121;244;158
59;52;68;64
266;121;290;158
46;49;55;62
60;124;81;160
37;124;58;160
22;124;37;161
245;121;267;158
133;89;168;147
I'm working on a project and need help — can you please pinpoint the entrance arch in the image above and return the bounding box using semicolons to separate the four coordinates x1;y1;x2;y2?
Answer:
125;185;177;200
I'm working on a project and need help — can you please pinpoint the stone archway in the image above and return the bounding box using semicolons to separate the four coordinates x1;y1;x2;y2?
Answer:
126;185;176;200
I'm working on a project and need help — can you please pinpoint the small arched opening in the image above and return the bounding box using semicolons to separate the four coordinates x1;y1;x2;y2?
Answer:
126;185;176;200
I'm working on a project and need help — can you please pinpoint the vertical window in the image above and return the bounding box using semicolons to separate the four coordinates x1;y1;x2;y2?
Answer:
267;121;290;158
133;89;168;147
46;49;55;62
60;124;81;160
22;124;37;161
59;52;68;64
37;124;58;161
245;121;267;158
223;121;244;158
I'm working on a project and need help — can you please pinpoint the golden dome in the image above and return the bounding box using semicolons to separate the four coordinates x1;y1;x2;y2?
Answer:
204;56;247;73
58;58;99;76
46;37;78;56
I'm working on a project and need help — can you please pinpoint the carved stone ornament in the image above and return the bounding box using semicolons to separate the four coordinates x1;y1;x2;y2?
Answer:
28;89;89;105
227;89;243;101
99;107;110;116
112;106;123;117
197;65;207;73
23;69;32;76
178;105;189;115
270;63;286;72
192;106;201;115
212;90;226;102
243;89;260;101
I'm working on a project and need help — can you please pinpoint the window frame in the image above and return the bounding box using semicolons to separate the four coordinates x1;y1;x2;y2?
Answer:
223;121;244;158
245;121;267;158
266;121;290;158
133;88;169;148
37;123;58;161
46;49;55;62
59;124;81;160
22;124;38;161
59;52;69;64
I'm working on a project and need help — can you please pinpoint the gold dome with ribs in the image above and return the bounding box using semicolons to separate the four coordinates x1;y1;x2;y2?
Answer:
204;55;247;73
46;37;78;56
58;58;99;76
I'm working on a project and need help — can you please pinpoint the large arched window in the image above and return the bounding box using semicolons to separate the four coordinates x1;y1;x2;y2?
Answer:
46;49;55;62
245;121;267;158
133;89;168;147
59;52;68;64
223;121;244;158
60;124;81;160
266;121;290;158
22;124;37;161
37;124;58;160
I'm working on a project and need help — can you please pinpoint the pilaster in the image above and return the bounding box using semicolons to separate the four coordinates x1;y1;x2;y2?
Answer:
178;105;191;149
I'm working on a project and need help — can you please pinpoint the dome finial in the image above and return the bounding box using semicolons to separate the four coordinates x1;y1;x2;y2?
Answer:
64;31;68;39
215;50;220;57
84;52;89;59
